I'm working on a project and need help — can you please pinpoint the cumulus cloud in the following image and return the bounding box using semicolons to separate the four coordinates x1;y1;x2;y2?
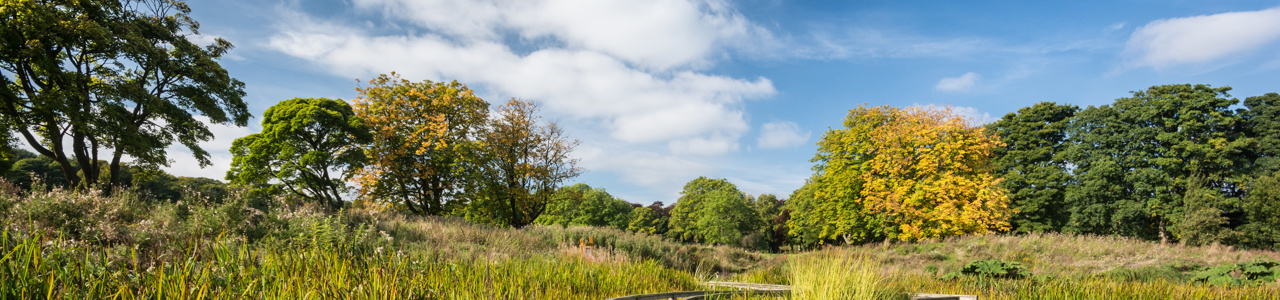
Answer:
935;72;980;92
756;121;810;149
574;144;713;187
911;104;996;126
268;0;775;155
793;27;992;60
1124;7;1280;69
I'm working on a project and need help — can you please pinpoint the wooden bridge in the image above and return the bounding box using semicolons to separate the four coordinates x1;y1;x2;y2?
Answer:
605;281;977;300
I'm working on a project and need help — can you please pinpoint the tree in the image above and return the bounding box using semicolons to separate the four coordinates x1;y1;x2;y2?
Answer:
1063;84;1252;243
7;155;70;189
350;74;489;215
987;102;1078;233
784;177;828;246
227;98;370;209
1;148;35;182
468;99;582;228
533;183;633;230
667;177;736;242
666;177;761;245
801;105;1011;242
1238;171;1280;250
748;194;786;251
627;206;666;235
1;0;249;191
695;188;760;246
1245;93;1280;175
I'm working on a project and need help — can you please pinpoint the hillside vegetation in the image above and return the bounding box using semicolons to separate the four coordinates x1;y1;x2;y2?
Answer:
4;184;1278;299
0;183;770;299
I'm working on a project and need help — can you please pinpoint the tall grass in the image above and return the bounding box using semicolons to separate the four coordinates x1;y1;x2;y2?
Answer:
882;272;1280;300
0;228;698;299
0;183;708;299
788;250;885;300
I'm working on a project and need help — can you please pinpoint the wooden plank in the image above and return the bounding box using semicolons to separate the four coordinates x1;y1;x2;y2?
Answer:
605;290;787;300
702;281;792;291
913;293;979;300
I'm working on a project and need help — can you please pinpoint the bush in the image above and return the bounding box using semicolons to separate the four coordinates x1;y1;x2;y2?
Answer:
942;259;1030;280
1193;261;1280;286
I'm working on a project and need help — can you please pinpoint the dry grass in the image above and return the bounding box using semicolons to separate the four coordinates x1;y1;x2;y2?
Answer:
840;233;1280;278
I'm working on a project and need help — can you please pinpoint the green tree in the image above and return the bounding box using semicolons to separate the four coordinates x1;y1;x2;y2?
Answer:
667;177;736;242
228;98;371;209
1;0;249;191
987;102;1079;233
1245;93;1280;175
351;74;489;215
784;177;828;246
1238;172;1280;250
7;155;70;189
695;188;760;246
1;148;35;182
627;206;667;235
468;99;582;228
747;194;785;251
666;177;760;246
1064;84;1252;243
534;183;634;230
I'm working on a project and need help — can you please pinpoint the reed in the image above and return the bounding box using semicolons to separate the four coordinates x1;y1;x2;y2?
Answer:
0;228;698;299
787;250;885;300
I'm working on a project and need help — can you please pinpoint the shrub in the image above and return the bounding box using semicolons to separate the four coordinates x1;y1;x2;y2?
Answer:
1193;261;1280;286
942;259;1029;280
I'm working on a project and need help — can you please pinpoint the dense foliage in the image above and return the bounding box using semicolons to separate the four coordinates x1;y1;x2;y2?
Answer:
666;177;763;247
227;97;371;209
1;0;249;191
983;84;1280;249
350;74;490;216
534;183;634;230
987;102;1078;233
788;105;1011;243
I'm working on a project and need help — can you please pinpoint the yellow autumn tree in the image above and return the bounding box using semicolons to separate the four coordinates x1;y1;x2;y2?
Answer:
793;104;1011;243
350;73;489;215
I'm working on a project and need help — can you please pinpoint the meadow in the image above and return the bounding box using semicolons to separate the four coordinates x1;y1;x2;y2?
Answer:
1;183;1278;299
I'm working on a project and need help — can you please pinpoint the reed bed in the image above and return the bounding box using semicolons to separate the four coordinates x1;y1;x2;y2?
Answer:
0;229;697;299
788;250;886;300
883;273;1280;300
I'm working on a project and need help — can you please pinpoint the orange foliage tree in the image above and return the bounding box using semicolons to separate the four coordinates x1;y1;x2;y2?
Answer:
350;73;489;215
795;104;1011;242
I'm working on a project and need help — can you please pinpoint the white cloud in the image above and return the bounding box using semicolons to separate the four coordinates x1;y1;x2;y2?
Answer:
791;27;992;60
1124;7;1280;69
911;104;996;126
935;72;980;92
574;144;712;187
351;0;766;71
12;116;255;181
161;116;257;180
757;121;810;149
268;1;775;156
668;134;740;155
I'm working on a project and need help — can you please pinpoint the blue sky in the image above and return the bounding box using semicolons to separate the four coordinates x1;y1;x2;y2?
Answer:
155;0;1280;205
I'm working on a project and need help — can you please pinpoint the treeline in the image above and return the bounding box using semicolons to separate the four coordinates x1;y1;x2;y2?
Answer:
775;84;1280;250
988;85;1280;249
532;178;791;252
224;74;581;228
5;1;1278;254
0;148;232;203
